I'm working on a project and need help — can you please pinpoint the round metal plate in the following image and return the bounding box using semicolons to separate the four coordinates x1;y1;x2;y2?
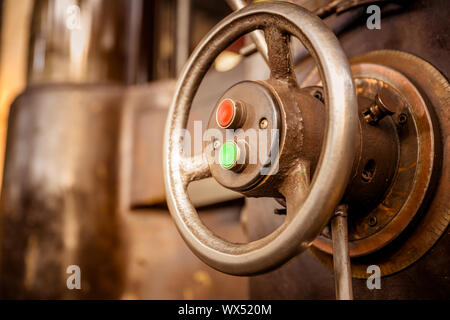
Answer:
306;50;449;278
206;81;282;191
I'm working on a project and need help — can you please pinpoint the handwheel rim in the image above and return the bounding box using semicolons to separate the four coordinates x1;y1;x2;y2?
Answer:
163;1;358;275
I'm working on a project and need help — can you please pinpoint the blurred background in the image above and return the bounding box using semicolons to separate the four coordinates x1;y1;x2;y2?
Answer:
0;0;261;299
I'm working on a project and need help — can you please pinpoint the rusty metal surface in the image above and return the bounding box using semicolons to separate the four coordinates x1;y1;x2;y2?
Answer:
0;83;249;299
163;1;358;275
122;201;248;300
125;81;177;207
248;0;450;299
336;0;450;78
303;55;441;264
0;84;126;299
310;50;449;279
247;198;449;299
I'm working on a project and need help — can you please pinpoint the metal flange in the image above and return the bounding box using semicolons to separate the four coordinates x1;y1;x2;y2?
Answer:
306;50;449;278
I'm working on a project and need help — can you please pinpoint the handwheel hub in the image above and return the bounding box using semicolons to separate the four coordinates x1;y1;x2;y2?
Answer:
206;81;282;193
205;80;325;197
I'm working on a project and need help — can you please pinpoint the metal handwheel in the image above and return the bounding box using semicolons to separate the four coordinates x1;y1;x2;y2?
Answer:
163;1;358;276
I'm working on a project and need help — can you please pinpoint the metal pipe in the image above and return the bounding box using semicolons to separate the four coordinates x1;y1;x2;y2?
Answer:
28;0;142;84
331;204;354;300
125;0;143;84
225;0;269;62
176;0;191;76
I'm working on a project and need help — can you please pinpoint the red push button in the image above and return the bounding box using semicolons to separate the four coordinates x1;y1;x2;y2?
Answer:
216;99;236;128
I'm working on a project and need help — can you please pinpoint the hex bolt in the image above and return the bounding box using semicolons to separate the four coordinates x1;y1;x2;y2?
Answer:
259;118;269;129
213;139;221;150
313;90;324;103
361;170;373;182
361;159;376;183
397;113;408;125
363;87;402;125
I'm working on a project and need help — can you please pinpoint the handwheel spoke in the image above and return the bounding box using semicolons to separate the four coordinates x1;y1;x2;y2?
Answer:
279;160;311;219
263;25;298;87
181;153;212;184
225;0;269;62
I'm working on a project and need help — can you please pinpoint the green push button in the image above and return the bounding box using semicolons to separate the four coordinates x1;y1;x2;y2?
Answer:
219;141;238;169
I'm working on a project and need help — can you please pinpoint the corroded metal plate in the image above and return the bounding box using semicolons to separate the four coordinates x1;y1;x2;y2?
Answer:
306;50;449;278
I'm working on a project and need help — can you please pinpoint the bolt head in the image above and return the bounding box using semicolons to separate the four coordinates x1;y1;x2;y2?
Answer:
368;216;378;226
259;118;268;129
376;87;401;115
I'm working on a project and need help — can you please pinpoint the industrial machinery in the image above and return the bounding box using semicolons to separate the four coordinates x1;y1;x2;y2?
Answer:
164;1;449;299
0;0;448;300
